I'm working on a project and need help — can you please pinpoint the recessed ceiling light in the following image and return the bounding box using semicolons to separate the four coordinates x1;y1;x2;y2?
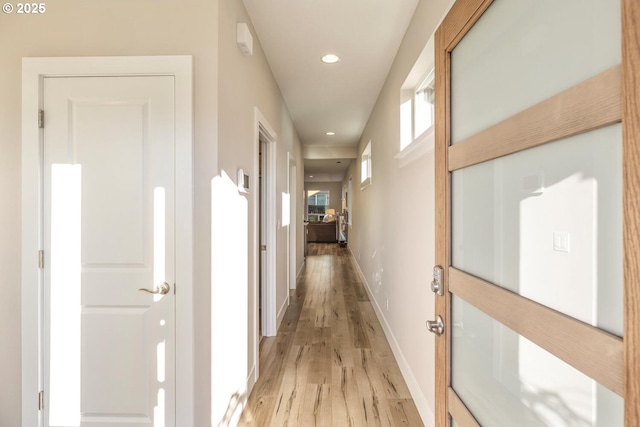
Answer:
336;161;342;164
309;175;314;178
321;54;340;64
326;131;335;136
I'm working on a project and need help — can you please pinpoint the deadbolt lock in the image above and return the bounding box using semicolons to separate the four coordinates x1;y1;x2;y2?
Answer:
431;265;444;296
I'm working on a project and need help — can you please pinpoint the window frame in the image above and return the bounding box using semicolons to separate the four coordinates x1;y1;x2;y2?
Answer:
360;140;372;189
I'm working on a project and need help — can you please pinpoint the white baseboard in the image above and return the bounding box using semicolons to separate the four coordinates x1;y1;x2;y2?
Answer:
246;365;256;397
276;293;289;330
297;260;305;280
347;248;435;427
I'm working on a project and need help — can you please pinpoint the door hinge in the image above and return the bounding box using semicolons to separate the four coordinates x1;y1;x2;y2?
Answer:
38;110;44;128
38;250;44;269
38;390;44;411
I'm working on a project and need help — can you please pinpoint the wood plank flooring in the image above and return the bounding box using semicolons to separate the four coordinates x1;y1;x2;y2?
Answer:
238;243;424;427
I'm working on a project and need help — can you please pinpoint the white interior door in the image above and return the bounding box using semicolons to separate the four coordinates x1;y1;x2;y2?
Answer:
43;75;176;427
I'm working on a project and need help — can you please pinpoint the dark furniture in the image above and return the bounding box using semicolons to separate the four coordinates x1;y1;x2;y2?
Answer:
307;221;337;243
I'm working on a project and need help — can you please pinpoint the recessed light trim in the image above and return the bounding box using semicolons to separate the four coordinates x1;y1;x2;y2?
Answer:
321;54;340;64
326;131;336;136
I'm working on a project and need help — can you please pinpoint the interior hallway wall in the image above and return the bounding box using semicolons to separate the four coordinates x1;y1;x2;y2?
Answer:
216;1;304;424
343;1;453;425
0;2;219;425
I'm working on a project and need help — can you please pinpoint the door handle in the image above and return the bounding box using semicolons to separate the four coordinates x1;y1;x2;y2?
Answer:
139;282;170;295
426;315;444;336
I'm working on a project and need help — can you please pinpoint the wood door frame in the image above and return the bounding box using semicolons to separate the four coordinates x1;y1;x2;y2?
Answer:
434;1;640;425
21;56;194;427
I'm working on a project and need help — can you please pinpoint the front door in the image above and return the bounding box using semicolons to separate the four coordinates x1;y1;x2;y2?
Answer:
434;0;639;426
43;75;176;426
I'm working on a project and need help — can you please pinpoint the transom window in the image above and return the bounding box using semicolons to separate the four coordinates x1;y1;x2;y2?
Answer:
401;67;435;151
360;140;372;189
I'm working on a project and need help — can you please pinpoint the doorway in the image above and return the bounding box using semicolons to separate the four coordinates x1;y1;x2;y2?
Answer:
288;155;297;291
259;134;266;339
254;109;278;347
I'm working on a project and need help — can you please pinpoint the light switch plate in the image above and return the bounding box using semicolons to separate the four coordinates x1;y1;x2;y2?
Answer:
553;232;570;253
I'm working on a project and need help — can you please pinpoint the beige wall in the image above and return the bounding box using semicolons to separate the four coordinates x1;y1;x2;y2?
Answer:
344;1;452;425
0;2;218;425
0;1;303;425
216;0;304;424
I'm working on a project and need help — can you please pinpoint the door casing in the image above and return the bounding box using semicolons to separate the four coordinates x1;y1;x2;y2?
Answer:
288;153;297;291
253;107;278;382
21;56;194;427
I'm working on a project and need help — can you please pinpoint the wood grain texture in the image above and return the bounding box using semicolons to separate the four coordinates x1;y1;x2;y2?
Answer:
437;0;493;51
448;65;622;171
447;388;480;427
623;0;640;423
449;268;624;396
434;25;449;427
238;243;423;427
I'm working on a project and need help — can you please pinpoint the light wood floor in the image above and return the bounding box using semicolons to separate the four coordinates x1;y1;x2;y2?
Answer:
238;243;424;427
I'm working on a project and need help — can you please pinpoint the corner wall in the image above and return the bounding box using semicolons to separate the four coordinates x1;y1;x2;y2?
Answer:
344;1;453;425
215;1;304;424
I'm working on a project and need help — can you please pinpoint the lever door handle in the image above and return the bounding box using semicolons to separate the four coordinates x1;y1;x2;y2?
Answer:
139;282;170;295
426;315;444;336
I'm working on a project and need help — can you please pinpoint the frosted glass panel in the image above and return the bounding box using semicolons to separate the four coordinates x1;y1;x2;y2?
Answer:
452;124;622;336
451;0;620;143
452;296;623;427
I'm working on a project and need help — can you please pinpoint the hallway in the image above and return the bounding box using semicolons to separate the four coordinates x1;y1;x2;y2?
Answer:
238;243;423;427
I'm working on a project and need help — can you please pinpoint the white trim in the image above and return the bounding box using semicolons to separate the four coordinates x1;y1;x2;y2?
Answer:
347;247;435;427
252;107;278;382
360;140;372;190
21;56;194;427
297;260;306;280
277;296;289;328
396;126;435;168
288;153;297;291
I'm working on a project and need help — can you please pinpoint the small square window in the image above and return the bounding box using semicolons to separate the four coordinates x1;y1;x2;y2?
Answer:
361;140;372;189
414;69;435;138
400;67;435;152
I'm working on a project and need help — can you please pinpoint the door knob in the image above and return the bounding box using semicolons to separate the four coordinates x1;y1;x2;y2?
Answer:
426;315;444;336
139;282;170;295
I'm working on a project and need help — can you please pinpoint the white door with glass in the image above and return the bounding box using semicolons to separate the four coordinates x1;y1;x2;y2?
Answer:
43;75;176;427
432;0;633;426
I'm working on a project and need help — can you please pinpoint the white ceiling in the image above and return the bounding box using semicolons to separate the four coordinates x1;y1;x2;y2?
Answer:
304;158;353;182
243;0;420;181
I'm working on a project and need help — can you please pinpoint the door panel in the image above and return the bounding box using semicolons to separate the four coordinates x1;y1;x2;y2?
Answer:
450;0;621;144
434;0;634;426
452;296;623;427
44;76;175;427
451;124;623;335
